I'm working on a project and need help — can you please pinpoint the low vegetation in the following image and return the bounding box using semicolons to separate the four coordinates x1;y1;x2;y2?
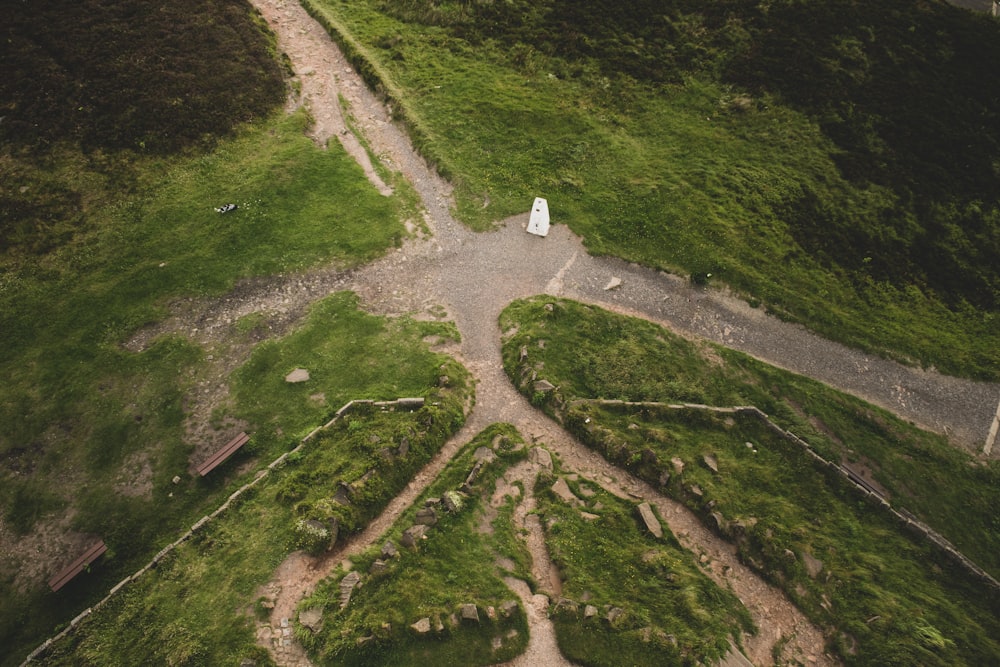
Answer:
303;0;1000;379
33;383;468;666
501;296;1000;665
1;286;468;665
535;462;754;666
297;423;530;666
0;0;284;155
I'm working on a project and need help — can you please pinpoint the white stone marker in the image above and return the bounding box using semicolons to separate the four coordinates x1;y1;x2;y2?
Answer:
526;197;550;237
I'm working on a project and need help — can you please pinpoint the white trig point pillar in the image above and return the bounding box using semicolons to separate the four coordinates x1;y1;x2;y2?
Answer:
526;197;550;237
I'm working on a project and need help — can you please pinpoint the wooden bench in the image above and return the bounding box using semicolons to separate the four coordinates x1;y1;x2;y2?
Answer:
48;540;107;592
196;432;250;477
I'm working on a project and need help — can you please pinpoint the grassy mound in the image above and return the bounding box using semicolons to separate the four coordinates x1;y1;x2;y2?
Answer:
535;463;754;666
500;295;1000;665
298;424;531;666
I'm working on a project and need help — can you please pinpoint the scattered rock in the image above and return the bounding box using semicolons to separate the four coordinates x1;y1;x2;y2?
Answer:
411;617;432;634
688;484;703;499
370;559;388;575
529;447;553;470
415;507;438;526
604;607;624;625
551;477;583;506
637;502;663;538
801;551;824;579
641;448;658;466
709;511;728;533
533;379;556;393
461;604;480;623
401;524;428;548
473;446;496;463
604;276;622;290
285;368;310;383
702;453;719;473
333;485;353;506
584;604;598;619
671;457;685;474
381;541;398;559
500;600;519;618
729;517;757;541
486;606;497;621
580;511;600;521
339;571;361;609
397;437;410;457
658;470;671;487
299;607;324;633
443;490;464;513
465;461;483;486
556;597;579;614
172;475;181;485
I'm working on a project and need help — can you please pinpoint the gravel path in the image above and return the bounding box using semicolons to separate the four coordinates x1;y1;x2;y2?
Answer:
220;1;999;665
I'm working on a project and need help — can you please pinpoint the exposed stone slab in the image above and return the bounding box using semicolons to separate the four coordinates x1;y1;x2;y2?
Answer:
285;368;310;383
637;502;663;538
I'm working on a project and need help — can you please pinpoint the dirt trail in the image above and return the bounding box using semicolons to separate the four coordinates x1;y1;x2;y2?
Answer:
205;0;998;665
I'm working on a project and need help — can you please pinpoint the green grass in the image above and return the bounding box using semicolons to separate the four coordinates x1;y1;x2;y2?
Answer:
297;423;530;666
500;296;1000;665
301;0;1000;380
230;291;463;449
535;462;754;666
33;394;468;666
0;281;462;664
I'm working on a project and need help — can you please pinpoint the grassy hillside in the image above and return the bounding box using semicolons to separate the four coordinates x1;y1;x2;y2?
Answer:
0;2;439;662
33;385;469;666
305;0;1000;379
500;296;1000;665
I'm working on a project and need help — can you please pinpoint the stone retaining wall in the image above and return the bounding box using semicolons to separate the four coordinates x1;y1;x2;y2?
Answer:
20;397;425;665
574;398;1000;593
